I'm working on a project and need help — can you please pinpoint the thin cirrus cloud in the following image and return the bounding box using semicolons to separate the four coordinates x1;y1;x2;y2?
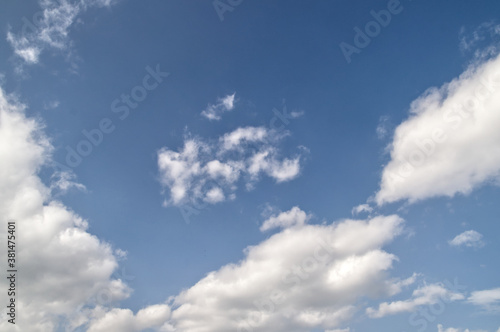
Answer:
448;230;485;248
200;93;236;120
467;287;500;313
157;126;302;206
366;283;465;318
375;51;500;205
0;86;173;332
6;0;116;65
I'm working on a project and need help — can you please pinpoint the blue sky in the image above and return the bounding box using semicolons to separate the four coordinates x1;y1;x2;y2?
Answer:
1;0;500;331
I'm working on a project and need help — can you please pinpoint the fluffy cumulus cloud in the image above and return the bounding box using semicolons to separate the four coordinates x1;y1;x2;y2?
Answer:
85;304;172;332
157;126;302;206
0;87;167;331
376;52;500;205
448;230;485;248
467;288;500;312
163;210;414;331
6;0;116;65
366;283;465;318
260;206;310;231
201;93;236;120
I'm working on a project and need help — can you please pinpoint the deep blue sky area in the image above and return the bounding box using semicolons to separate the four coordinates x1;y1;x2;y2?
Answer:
1;1;500;331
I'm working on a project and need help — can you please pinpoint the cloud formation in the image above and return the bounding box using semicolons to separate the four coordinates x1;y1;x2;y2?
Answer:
468;287;500;313
7;0;115;65
164;211;412;331
366;283;464;318
449;230;485;248
157;127;302;206
376;52;500;205
437;324;488;332
201;93;236;120
0;86;165;331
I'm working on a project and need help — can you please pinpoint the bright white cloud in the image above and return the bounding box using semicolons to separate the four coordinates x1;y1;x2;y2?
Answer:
468;288;500;312
367;283;465;318
163;213;410;331
6;0;116;65
449;230;485;248
158;127;302;206
376;53;500;205
201;93;236;120
260;206;310;232
0;86;170;331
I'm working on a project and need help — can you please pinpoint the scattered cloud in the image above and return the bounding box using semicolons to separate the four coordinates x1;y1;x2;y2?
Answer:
201;93;236;120
260;206;311;232
6;0;116;65
376;52;500;205
449;230;485;248
437;324;488;332
376;115;391;140
459;22;500;55
351;204;373;216
157;126;303;206
43;100;60;110
165;213;410;331
468;288;500;313
366;283;465;318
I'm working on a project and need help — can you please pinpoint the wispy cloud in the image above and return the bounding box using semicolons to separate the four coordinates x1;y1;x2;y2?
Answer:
367;283;465;318
468;288;500;313
449;230;485;248
201;93;236;120
351;204;373;216
6;0;116;66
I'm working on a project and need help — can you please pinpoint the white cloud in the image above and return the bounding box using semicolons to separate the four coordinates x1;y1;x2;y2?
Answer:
164;213;409;331
86;305;172;332
437;324;488;332
0;86;173;332
201;93;236;120
326;329;350;332
468;288;500;312
6;0;116;65
260;206;310;232
220;126;270;151
449;230;485;248
351;204;373;216
366;283;465;318
158;127;302;206
376;52;500;205
0;86;136;331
